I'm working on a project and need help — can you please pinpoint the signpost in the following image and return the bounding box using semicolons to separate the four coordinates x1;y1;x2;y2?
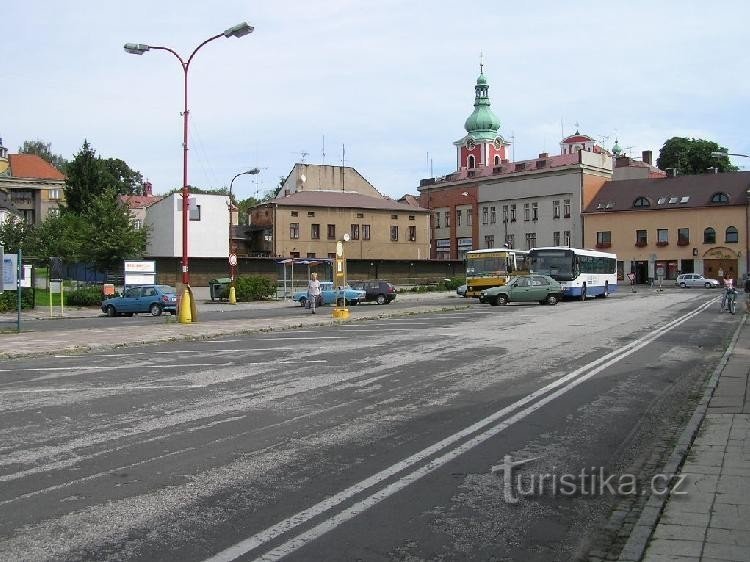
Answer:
228;253;238;304
124;260;156;286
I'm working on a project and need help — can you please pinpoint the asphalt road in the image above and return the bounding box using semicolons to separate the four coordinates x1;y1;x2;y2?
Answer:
0;289;738;561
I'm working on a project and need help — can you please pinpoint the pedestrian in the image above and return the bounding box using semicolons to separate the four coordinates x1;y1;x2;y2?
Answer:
307;272;321;314
744;274;750;312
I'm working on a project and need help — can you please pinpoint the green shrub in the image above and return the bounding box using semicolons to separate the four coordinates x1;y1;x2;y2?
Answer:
66;287;104;307
234;275;276;301
0;289;34;312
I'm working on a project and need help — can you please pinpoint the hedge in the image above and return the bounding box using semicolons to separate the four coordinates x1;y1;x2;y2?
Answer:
234;275;276;301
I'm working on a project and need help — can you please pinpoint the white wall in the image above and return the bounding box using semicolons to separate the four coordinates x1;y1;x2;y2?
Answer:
145;193;229;257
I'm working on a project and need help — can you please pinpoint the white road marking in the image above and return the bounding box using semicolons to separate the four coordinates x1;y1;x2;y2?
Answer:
255;337;347;340
0;385;206;394
204;300;714;562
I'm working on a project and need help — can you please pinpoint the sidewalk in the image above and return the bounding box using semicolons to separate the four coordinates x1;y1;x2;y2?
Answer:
0;291;467;359
620;313;750;562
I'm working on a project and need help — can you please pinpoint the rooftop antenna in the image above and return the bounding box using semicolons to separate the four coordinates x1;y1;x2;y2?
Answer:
342;144;346;191
321;135;326;164
510;131;515;162
292;151;309;164
560;118;564;140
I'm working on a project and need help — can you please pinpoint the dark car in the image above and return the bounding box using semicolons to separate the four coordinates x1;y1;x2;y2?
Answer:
479;274;562;306
101;285;178;317
349;280;397;305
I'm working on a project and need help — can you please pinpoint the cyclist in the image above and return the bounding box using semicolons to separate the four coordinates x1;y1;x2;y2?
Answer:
720;276;735;312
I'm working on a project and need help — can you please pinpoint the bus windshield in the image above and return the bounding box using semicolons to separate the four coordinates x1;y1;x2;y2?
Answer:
466;255;511;277
529;250;575;281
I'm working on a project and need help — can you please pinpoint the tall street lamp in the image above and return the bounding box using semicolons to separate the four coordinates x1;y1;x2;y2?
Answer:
124;21;254;323
228;168;260;304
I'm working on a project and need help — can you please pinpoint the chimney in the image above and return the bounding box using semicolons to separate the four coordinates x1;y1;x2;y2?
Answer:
642;150;652;165
538;152;549;158
143;181;153;196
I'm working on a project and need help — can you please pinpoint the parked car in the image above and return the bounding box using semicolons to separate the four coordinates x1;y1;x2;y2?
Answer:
675;274;720;288
479;274;562;306
456;284;468;297
101;285;177;317
292;281;366;307
348;280;397;304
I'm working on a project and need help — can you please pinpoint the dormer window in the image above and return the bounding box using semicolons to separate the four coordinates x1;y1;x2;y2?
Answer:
710;192;729;203
633;197;650;208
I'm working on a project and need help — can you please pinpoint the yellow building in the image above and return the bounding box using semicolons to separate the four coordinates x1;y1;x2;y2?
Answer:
583;172;750;283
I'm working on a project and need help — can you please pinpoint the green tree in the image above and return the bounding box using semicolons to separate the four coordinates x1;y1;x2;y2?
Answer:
64;140;107;213
236;196;261;225
100;158;145;195
0;215;33;254
656;137;738;175
18;139;68;172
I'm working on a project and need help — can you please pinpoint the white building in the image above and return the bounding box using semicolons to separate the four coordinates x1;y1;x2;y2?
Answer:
144;193;229;257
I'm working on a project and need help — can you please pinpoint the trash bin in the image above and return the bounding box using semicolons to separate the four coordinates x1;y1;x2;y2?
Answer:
209;278;231;301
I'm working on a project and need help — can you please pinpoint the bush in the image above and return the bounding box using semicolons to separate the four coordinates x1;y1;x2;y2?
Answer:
66;286;104;307
0;289;34;312
234;275;276;301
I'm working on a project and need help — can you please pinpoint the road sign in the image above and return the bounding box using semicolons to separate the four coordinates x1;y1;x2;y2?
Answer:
229;254;238;266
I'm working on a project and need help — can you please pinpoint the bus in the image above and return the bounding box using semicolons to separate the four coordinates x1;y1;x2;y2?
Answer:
528;247;617;300
465;248;529;297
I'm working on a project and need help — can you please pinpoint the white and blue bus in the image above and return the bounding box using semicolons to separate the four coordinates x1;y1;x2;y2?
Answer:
528;247;617;300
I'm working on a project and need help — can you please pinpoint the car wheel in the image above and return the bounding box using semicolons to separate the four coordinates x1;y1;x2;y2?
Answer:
546;294;559;305
376;294;386;305
497;295;509;305
149;303;163;316
299;298;307;307
105;305;116;317
579;284;587;301
705;282;712;288
680;282;687;288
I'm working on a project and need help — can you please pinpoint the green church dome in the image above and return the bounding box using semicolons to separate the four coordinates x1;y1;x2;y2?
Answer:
463;70;501;138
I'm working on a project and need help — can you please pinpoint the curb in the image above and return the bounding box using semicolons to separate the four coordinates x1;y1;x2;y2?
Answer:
617;314;747;561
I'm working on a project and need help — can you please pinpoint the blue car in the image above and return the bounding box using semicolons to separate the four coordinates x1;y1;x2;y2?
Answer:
293;281;366;307
101;285;178;317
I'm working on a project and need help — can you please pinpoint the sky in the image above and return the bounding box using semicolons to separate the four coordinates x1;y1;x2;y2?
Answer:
3;1;749;201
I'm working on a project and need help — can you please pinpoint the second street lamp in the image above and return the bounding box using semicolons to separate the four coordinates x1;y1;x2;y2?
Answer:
124;21;254;323
228;168;260;304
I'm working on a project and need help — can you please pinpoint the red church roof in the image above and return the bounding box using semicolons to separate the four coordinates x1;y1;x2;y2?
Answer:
562;133;594;144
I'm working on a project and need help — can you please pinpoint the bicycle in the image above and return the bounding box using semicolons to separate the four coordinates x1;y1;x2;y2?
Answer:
720;288;737;315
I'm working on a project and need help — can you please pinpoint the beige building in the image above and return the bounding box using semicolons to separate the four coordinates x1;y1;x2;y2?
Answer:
583;172;750;283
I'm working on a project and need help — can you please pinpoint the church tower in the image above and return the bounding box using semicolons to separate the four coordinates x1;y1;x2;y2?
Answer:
453;64;510;172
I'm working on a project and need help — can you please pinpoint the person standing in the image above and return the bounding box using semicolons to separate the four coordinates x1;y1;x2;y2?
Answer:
307;272;322;314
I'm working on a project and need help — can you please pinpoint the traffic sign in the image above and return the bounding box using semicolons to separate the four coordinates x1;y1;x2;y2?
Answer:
229;254;238;266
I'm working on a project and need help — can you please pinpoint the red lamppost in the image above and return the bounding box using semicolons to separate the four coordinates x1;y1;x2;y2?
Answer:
124;22;253;323
228;168;259;303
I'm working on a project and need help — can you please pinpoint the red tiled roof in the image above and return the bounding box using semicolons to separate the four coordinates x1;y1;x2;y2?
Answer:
271;190;429;212
563;134;594;143
8;154;65;180
119;195;163;209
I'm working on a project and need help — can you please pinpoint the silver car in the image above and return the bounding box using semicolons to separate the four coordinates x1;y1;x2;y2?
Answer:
675;273;720;288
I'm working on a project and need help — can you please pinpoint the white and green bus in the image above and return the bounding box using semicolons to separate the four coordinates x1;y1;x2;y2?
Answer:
528;247;617;300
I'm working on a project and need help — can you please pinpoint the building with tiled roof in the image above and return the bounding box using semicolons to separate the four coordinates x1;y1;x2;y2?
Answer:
0;138;66;225
118;181;162;230
249;169;430;259
582;172;750;283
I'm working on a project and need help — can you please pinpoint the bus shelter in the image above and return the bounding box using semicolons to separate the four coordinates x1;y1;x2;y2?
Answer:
277;258;333;300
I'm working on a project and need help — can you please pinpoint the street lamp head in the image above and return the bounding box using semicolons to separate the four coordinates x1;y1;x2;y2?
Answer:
124;43;150;55
710;151;727;158
246;167;260;175
224;22;254;38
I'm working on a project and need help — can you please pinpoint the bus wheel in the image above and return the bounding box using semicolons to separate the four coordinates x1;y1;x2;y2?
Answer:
579;284;587;301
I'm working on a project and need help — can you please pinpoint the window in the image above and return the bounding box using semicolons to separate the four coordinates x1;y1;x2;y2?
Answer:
636;229;647;246
132;219;142;230
596;231;612;247
553;231;560;246
563;230;571;246
485;235;495;248
444;211;450;227
290;223;300;239
482;207;488;225
633;197;650;208
435;212;441;228
456;209;462;227
510;204;516;222
48;207;60;218
311;223;320;239
351;224;360;240
307;252;316;258
409;215;415;220
356;212;364;219
189;204;201;221
409;225;416;241
327;224;336;240
291;211;299;217
710;192;729;203
525;232;537;250
490;207;496;224
327;252;336;259
532;202;538;221
48;189;61;200
307;211;315;217
704;227;716;244
363;224;371;240
524;203;530;221
466;211;472;226
390;226;399;241
657;229;668;246
391;214;398;220
290;251;300;258
506;234;514;248
468;155;476;168
726;226;739;243
563;199;571;218
502;205;509;223
677;228;689;245
553;200;560;218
